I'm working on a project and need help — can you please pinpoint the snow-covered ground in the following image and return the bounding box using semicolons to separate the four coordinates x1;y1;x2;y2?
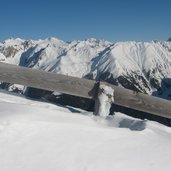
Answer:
0;90;171;171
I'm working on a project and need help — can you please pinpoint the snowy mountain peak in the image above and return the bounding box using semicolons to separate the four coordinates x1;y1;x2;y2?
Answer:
3;38;25;46
167;37;171;42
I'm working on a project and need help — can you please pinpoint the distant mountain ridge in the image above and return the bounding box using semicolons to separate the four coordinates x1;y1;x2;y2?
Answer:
168;37;171;41
0;37;171;99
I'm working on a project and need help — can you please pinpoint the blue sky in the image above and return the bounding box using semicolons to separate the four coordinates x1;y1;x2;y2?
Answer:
0;0;170;42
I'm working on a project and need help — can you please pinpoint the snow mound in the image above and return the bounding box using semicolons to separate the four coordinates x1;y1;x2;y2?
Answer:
0;90;171;171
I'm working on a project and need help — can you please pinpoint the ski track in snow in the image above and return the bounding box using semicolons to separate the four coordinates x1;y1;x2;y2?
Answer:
0;90;171;171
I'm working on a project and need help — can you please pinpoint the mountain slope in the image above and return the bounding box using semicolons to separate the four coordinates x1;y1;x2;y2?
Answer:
168;37;171;41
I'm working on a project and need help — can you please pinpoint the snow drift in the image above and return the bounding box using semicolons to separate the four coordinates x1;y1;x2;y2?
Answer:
0;90;171;171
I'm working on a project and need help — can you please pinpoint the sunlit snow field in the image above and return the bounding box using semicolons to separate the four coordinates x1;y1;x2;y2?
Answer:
0;90;171;171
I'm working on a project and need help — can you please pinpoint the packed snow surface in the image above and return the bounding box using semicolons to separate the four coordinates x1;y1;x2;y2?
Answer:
0;90;171;171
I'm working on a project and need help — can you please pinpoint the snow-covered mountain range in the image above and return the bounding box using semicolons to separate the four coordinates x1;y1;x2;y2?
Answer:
0;37;171;98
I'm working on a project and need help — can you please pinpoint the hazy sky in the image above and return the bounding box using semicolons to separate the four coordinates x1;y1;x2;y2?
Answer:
0;0;170;42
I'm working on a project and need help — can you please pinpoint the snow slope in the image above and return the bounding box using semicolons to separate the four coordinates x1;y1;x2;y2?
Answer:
0;90;171;171
1;38;171;95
